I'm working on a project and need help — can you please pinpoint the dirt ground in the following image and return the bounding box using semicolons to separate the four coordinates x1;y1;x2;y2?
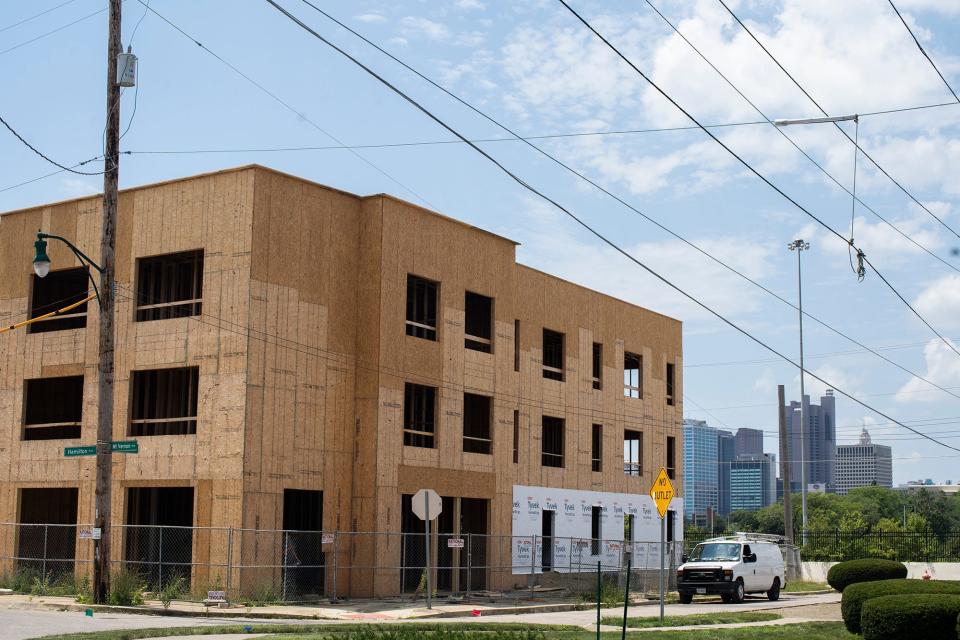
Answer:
771;601;842;621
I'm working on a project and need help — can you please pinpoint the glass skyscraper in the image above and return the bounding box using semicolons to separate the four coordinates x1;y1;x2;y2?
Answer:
683;419;718;526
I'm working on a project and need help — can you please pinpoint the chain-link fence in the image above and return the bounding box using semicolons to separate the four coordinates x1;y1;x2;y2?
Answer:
0;524;689;603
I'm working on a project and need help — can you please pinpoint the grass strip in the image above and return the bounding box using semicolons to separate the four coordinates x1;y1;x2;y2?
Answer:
600;611;780;628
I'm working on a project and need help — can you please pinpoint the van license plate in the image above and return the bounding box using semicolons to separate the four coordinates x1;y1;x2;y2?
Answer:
696;588;706;594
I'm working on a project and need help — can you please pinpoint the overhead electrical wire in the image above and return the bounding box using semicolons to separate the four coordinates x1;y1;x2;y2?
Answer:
262;0;960;453
0;5;107;58
0;155;103;194
130;0;435;211
294;0;960;405
0;114;104;176
557;0;960;363
714;0;960;244
643;0;953;278
886;0;959;103
0;0;80;35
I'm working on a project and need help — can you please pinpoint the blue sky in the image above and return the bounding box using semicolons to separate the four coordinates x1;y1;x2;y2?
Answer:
2;0;960;485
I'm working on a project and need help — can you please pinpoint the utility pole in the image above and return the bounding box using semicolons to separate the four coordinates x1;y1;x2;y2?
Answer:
94;0;122;605
788;239;810;546
777;385;793;544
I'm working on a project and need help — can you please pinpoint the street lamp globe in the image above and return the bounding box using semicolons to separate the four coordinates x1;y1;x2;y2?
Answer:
33;236;50;278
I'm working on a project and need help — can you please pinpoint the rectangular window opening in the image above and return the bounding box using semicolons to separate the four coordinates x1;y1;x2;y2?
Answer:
403;383;436;448
28;267;89;334
666;362;675;406
513;320;520;372
130;367;198;436
542;329;564;381
590;506;602;555
464;292;493;353
667;436;676;480
592;342;602;390
135;250;203;322
591;424;602;472
512;410;519;464
463;393;492;454
624;352;642;399
23;376;83;440
624;429;642;477
405;275;438;341
541;416;564;468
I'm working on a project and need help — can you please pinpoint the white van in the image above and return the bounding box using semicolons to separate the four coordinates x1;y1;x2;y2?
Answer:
676;535;786;604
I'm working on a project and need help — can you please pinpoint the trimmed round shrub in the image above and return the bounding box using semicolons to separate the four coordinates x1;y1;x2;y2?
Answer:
841;578;960;634
861;593;960;640
827;558;907;592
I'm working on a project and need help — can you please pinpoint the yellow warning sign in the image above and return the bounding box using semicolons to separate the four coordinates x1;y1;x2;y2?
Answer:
649;467;675;519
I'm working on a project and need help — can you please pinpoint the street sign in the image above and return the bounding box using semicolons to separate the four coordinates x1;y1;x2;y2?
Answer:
79;527;101;540
447;537;465;549
64;441;138;457
411;488;442;521
649;467;675;519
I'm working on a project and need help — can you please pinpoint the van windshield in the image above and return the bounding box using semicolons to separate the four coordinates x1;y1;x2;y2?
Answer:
688;542;741;562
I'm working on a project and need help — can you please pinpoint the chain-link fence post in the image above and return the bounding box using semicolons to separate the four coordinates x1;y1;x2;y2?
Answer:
42;524;48;580
158;526;163;590
282;531;289;602
529;534;537;593
465;532;472;601
225;527;234;602
330;534;338;604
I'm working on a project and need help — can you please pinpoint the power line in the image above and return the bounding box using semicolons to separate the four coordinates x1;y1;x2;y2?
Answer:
557;0;960;363
0;155;103;194
886;0;959;103
0;0;80;34
297;0;960;405
262;0;960;453
131;0;435;211
714;0;960;245
643;0;959;278
0;114;104;176
0;5;107;57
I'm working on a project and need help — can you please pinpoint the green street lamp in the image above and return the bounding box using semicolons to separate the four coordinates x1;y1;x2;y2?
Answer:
32;231;105;303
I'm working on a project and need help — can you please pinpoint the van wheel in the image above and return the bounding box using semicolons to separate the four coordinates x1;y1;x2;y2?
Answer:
767;578;781;601
720;594;732;603
730;579;745;604
679;592;693;604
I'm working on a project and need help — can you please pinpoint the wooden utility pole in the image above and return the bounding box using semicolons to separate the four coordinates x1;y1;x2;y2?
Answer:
94;0;121;605
777;385;793;545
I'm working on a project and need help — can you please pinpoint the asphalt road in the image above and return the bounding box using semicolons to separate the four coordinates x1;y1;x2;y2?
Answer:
1;592;841;639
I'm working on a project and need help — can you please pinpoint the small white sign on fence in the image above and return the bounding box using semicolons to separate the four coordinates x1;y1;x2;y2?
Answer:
321;533;336;545
447;537;465;549
78;527;101;540
206;590;226;603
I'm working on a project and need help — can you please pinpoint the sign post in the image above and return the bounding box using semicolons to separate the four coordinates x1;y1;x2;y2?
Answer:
649;467;675;624
412;488;442;610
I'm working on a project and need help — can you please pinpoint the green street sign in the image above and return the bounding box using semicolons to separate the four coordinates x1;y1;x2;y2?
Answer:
64;441;138;457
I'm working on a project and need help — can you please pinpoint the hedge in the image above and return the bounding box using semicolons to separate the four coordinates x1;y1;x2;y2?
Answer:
861;593;960;640
841;579;960;634
827;558;907;592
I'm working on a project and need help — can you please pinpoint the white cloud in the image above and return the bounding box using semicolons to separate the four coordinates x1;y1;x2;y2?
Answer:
913;274;960;330
897;0;960;15
511;197;776;324
400;16;450;41
60;178;98;197
796;363;859;399
354;13;385;23
895;338;960;403
753;369;777;394
456;0;486;9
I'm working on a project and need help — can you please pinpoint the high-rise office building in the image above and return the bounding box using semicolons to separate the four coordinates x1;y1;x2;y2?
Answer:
785;390;836;492
717;430;735;516
735;428;763;457
683;419;718;526
730;453;777;512
836;428;893;496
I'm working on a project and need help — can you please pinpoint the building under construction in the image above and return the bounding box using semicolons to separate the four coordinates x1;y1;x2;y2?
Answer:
0;166;683;598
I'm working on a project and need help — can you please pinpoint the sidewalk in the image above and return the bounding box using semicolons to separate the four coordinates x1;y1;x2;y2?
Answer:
0;591;597;621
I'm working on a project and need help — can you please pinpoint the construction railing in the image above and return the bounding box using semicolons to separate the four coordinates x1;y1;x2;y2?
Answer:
0;523;690;603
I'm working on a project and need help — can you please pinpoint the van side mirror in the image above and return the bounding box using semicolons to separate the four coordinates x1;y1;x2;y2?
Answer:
681;554;688;563
747;553;757;563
